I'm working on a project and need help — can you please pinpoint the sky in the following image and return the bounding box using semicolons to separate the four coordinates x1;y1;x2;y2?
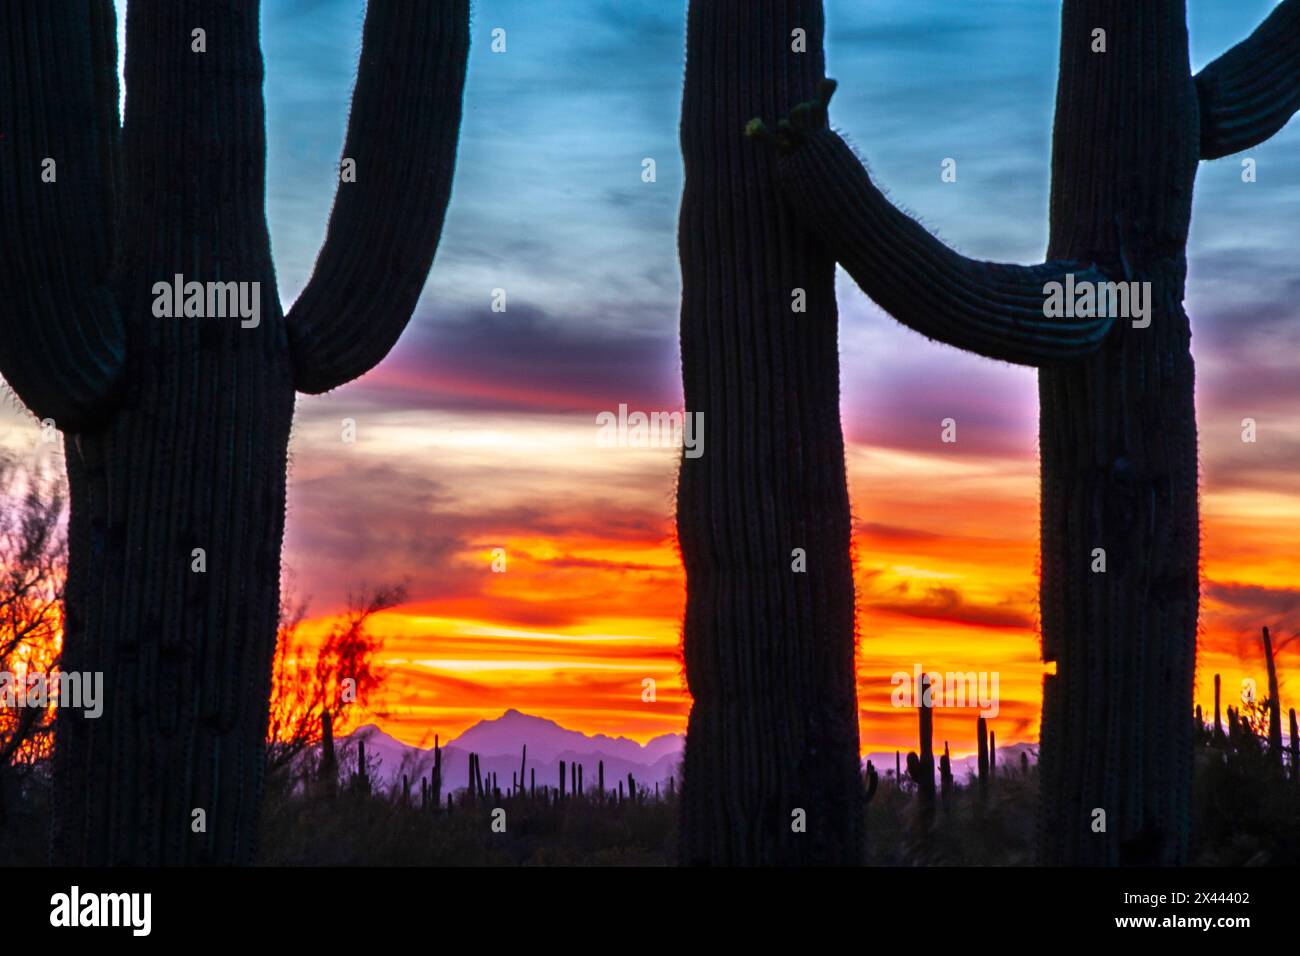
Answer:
4;0;1299;757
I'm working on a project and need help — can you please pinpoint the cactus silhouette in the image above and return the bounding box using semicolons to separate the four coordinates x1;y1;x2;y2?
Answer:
749;0;1300;865
432;735;443;808
353;739;370;796
1263;627;1285;769
906;671;936;828
939;744;953;813
1215;674;1224;740
676;0;1121;867
977;718;990;800
319;710;337;796
1290;709;1299;784
0;2;469;864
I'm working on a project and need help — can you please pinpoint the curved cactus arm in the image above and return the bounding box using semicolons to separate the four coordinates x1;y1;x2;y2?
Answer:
1195;0;1300;160
0;0;125;430
287;0;470;395
755;81;1114;368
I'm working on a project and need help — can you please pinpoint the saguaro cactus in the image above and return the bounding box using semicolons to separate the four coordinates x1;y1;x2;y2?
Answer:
906;672;936;827
1263;627;1285;769
751;0;1300;865
1290;709;1299;785
353;740;370;796
676;0;862;866
319;710;337;795
977;718;990;800
0;2;469;864
939;744;953;813
677;0;1120;869
1215;674;1223;740
432;735;442;808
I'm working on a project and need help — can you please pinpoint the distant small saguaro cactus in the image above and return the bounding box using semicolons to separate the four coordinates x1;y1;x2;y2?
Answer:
353;740;370;796
319;710;338;796
1263;627;1285;770
939;744;953;813
432;736;443;809
1290;710;1299;785
977;717;990;800
1215;674;1224;739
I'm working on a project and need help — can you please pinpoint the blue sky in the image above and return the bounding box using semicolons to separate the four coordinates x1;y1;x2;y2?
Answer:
0;0;1279;742
248;0;1300;438
91;0;1300;621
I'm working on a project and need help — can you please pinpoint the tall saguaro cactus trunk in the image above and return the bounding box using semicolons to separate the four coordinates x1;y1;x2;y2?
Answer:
1037;0;1201;866
0;0;469;864
677;0;863;865
752;0;1299;866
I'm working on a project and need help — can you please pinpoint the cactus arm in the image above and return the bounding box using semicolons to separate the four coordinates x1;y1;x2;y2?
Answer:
1195;0;1300;160
755;82;1114;367
287;0;470;395
0;1;125;430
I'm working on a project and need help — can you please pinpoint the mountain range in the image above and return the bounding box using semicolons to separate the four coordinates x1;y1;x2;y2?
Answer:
342;709;684;794
338;709;1036;795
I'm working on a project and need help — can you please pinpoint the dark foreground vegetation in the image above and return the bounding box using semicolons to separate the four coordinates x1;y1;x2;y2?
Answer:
3;697;1295;866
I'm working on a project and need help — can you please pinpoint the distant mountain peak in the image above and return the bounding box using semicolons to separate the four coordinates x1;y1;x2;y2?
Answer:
442;709;682;764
